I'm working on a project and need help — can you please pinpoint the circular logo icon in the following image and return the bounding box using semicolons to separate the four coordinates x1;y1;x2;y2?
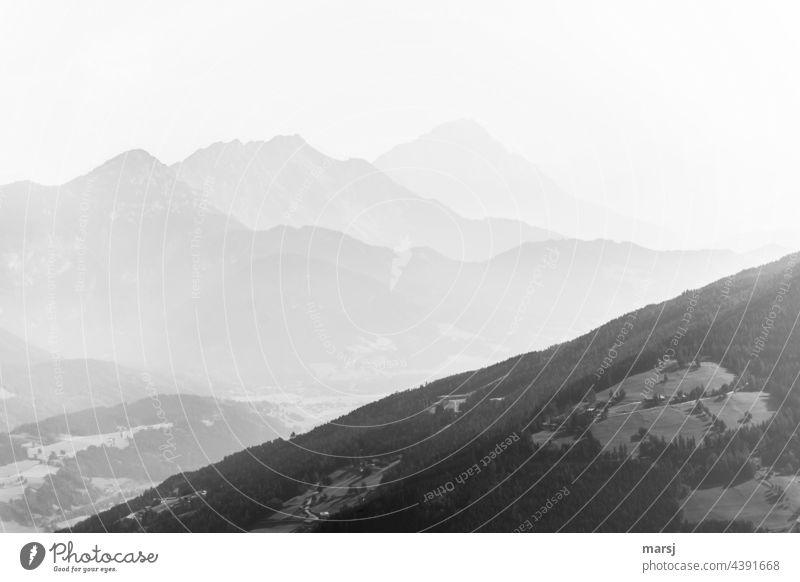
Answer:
20;542;46;570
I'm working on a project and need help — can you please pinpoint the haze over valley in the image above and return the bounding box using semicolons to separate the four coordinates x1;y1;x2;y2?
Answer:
0;120;793;533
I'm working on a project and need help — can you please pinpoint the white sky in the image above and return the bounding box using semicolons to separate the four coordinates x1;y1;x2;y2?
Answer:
2;0;799;250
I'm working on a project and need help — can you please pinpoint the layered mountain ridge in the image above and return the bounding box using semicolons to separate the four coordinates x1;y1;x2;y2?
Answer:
0;123;787;414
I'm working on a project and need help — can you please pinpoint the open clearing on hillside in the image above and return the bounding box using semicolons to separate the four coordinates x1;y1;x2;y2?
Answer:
22;423;173;462
590;362;763;453
683;473;800;532
704;391;773;428
592;391;773;453
591;404;708;452
251;459;400;533
595;362;735;407
591;362;781;529
0;460;59;503
530;360;783;529
532;363;773;455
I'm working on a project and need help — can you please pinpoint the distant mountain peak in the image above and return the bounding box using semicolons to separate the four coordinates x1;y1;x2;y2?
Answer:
427;118;490;136
385;119;515;165
268;133;308;147
423;119;498;147
207;134;310;153
176;135;317;173
98;148;164;171
64;148;201;210
0;179;44;192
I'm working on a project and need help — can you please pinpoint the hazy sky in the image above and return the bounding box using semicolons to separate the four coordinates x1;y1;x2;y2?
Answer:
2;1;799;250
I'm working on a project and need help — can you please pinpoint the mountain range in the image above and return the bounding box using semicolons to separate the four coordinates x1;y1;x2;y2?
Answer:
0;120;796;533
0;122;785;417
173;134;560;261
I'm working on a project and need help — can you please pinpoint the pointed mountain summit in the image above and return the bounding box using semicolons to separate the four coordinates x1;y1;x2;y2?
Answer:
375;120;668;244
95;147;162;170
424;118;496;144
68;148;201;210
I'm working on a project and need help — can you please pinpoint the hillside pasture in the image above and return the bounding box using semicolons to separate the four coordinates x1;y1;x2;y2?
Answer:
683;473;800;532
704;391;773;428
595;362;735;405
592;404;710;453
590;391;774;454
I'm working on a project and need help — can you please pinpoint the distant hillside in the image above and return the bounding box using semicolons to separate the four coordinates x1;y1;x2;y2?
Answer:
0;347;212;432
161;225;790;393
0;394;290;531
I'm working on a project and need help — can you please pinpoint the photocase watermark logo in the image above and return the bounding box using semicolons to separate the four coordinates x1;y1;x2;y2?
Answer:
20;542;46;570
18;541;158;574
